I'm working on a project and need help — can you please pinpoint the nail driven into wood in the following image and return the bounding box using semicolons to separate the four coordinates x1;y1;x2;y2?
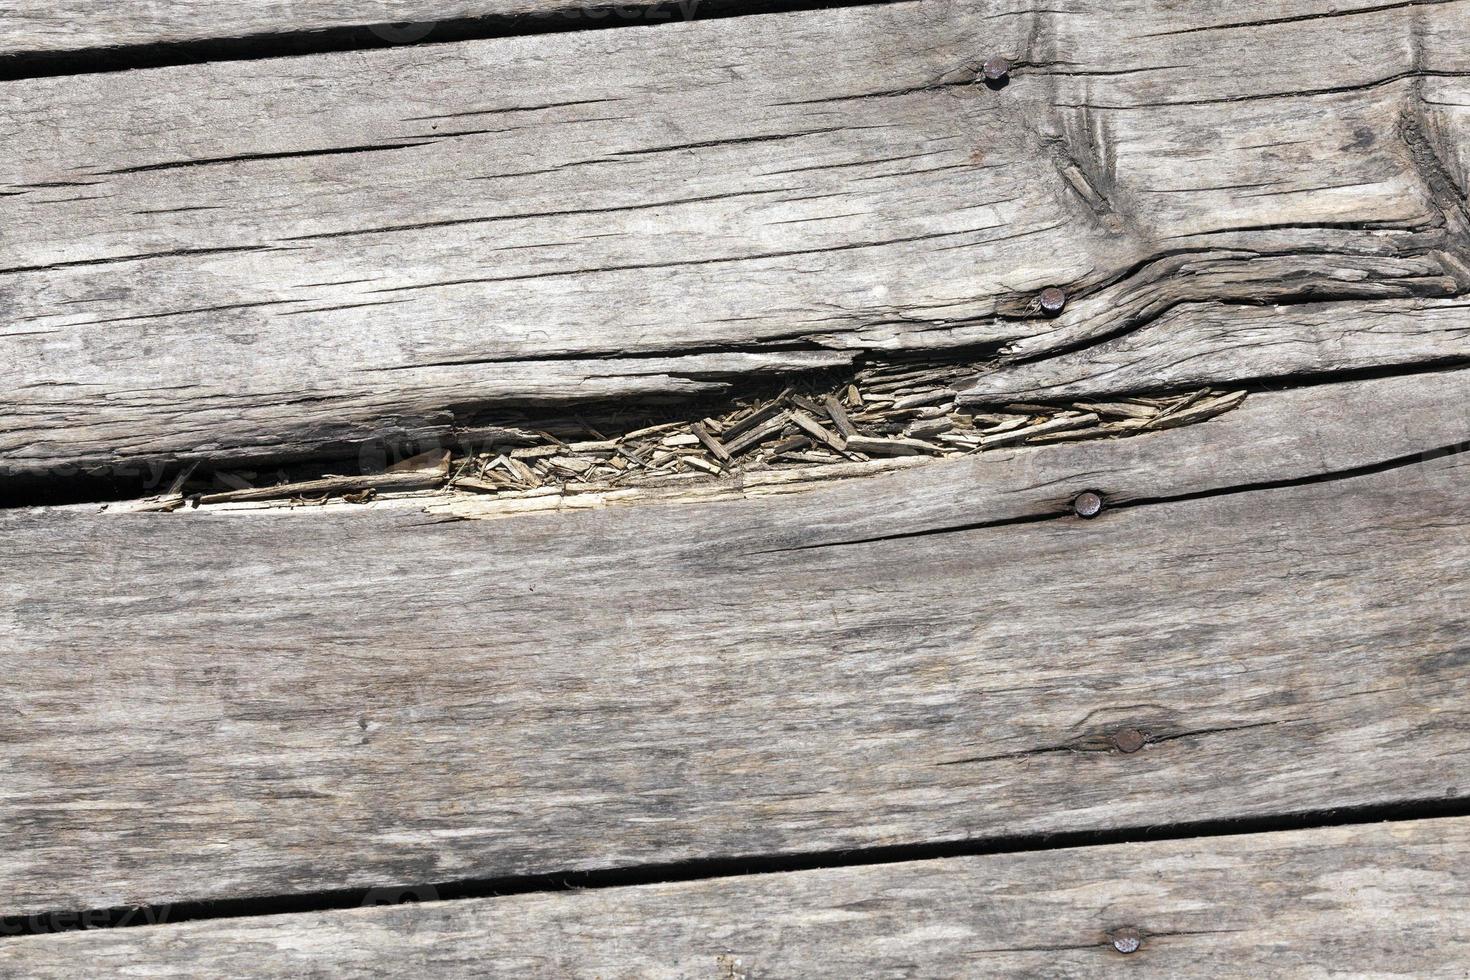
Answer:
1073;490;1104;519
1113;728;1146;753
1039;287;1068;316
1111;928;1142;955
981;56;1012;81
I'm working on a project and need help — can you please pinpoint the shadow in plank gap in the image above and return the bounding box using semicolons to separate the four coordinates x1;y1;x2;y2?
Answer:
11;0;1470;487
3;384;1467;917
3;795;1468;939
7;0;1470;486
1;814;1467;977
0;0;906;79
97;350;1245;516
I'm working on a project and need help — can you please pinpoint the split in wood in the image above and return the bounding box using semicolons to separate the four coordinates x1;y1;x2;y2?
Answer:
119;364;1247;509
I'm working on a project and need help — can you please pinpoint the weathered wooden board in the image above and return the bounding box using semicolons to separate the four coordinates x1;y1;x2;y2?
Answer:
4;818;1467;978
960;296;1470;405
0;0;704;55
407;367;1470;525
4;0;1469;477
2;370;1467;915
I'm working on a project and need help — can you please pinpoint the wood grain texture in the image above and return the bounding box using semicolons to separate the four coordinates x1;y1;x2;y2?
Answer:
2;370;1468;915
420;367;1470;524
4;0;1469;477
0;0;696;54
959;296;1470;405
4;818;1467;978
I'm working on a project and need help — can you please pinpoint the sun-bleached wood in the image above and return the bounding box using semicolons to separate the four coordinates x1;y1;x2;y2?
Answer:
960;296;1470;405
103;366;1470;520
0;0;706;54
2;369;1467;915
3;0;1468;477
419;367;1470;524
3;818;1466;978
4;4;1470;968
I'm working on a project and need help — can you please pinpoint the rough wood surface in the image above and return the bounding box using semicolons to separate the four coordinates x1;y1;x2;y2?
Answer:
419;368;1469;523
2;370;1467;915
4;818;1467;978
163;367;1465;529
960;296;1470;405
0;0;691;54
4;0;1469;477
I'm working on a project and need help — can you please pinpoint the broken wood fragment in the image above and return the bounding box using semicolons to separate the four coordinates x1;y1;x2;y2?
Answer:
110;454;452;511
724;413;791;457
690;422;732;463
1144;391;1249;430
722;402;787;443
979;413;1100;449
1073;401;1159;420
823;394;859;439
892;389;958;411
682;456;723;476
790;411;849;452
843;435;946;457
906;418;954;440
769;435;812;457
548;456;597;477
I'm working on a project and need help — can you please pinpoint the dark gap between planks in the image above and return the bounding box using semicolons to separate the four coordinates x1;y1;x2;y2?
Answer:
5;796;1469;938
0;0;909;82
10;354;1469;513
0;349;1247;511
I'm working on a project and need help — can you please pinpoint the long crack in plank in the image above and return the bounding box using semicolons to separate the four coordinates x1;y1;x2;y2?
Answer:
113;357;1245;513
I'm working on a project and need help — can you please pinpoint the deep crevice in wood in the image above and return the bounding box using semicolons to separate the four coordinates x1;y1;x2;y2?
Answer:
365;337;839;372
1138;0;1455;39
7;353;1466;515
4;796;1468;938
0;0;908;82
0;342;1076;509
936;720;1289;767
975;351;1470;410
750;420;1470;554
989;241;1467;370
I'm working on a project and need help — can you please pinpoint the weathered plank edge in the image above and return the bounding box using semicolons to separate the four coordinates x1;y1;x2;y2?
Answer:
0;0;774;59
2;374;1467;913
5;0;1468;475
1;817;1464;978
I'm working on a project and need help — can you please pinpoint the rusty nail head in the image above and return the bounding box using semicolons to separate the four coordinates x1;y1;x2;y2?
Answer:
982;56;1012;81
1040;287;1067;315
1112;928;1142;955
1113;728;1146;753
1073;490;1104;519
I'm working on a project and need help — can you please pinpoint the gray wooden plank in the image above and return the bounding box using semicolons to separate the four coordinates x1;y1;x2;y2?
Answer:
0;0;704;54
1;369;1467;915
3;817;1467;978
959;296;1470;405
421;367;1470;527
3;0;1468;477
